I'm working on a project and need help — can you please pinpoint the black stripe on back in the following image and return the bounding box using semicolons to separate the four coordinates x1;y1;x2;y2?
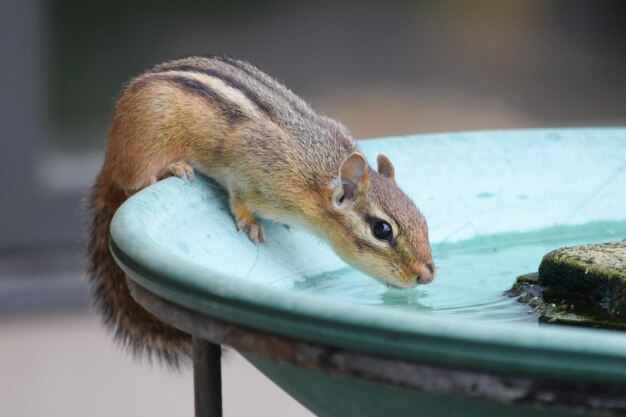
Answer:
211;55;313;119
147;74;249;125
153;64;279;123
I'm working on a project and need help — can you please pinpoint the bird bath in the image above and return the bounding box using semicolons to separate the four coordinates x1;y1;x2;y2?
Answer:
110;128;626;416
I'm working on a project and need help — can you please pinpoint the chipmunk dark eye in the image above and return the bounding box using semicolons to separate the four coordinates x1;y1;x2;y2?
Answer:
372;220;393;242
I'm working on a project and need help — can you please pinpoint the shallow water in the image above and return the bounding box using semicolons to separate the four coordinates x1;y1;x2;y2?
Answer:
292;221;626;324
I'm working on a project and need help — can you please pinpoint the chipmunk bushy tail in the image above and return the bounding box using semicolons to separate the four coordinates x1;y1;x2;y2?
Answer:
86;173;191;367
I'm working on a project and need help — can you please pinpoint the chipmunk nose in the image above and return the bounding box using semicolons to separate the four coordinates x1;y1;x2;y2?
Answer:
415;262;436;284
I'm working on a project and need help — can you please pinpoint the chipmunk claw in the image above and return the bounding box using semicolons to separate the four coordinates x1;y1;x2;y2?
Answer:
230;192;267;245
249;224;261;243
236;218;247;232
235;215;267;245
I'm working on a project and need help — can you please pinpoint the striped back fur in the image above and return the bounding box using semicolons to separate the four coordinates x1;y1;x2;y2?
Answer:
86;55;434;367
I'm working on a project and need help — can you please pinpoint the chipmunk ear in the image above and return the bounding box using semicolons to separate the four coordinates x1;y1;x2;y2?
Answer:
376;154;395;180
334;153;369;207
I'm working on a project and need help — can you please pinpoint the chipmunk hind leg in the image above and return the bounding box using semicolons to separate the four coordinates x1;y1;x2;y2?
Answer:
150;160;195;185
106;152;195;192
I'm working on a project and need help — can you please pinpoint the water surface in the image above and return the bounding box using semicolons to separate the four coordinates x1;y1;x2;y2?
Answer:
292;221;626;324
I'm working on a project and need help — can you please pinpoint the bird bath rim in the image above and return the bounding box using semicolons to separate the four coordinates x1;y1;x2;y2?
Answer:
110;128;626;386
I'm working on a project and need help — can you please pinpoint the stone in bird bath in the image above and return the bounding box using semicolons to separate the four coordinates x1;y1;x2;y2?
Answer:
508;239;626;330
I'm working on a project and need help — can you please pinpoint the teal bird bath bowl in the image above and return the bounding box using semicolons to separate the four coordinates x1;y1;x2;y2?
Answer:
110;128;626;416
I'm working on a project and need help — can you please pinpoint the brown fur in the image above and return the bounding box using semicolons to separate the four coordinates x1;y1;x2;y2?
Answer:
87;55;434;366
86;174;191;366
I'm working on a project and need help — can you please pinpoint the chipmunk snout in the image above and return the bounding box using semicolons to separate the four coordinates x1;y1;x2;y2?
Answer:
413;262;436;284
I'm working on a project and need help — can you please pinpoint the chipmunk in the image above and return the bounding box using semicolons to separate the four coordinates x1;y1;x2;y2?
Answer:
87;55;435;366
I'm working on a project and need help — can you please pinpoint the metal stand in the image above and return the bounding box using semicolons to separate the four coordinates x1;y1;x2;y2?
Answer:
126;280;626;417
193;338;222;417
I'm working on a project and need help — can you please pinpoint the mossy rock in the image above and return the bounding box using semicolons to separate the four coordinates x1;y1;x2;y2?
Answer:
507;240;626;330
508;272;626;331
538;239;626;319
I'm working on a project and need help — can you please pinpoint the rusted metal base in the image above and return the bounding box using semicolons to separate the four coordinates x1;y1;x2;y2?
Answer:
126;280;626;416
193;338;222;417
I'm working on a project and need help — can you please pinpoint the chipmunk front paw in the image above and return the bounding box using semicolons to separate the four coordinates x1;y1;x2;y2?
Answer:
236;215;267;245
229;197;267;245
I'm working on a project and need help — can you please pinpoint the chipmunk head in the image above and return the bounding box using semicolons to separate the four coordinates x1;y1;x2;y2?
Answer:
326;152;435;288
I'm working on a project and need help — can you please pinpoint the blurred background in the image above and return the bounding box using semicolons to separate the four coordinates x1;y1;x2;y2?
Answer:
1;0;625;416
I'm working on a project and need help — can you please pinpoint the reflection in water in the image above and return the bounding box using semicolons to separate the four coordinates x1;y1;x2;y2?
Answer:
291;222;625;324
380;288;430;311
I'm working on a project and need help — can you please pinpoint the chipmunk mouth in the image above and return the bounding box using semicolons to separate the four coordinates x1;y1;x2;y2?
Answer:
385;282;414;289
383;273;419;289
